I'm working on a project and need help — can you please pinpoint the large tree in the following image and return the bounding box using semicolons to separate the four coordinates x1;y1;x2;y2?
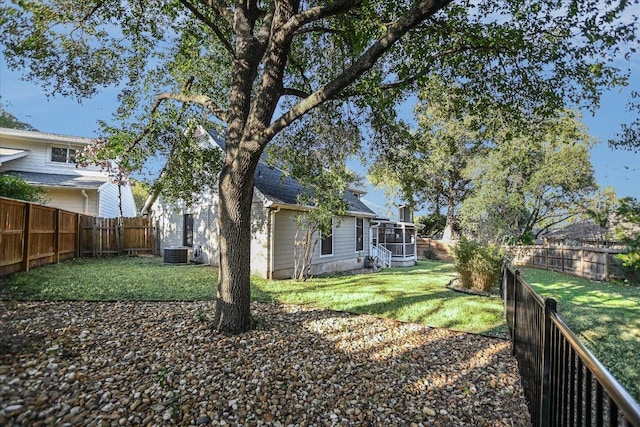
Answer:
2;0;637;333
459;111;597;243
369;77;486;240
0;99;38;131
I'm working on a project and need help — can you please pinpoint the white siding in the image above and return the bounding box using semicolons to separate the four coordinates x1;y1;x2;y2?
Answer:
249;200;270;278
45;188;99;215
98;182;137;218
152;192;219;265
0;134;103;175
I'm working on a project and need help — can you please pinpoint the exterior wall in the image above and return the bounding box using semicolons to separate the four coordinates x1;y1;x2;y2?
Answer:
45;188;99;216
98;182;137;218
152;193;219;266
0;133;104;175
249;200;270;278
271;210;372;279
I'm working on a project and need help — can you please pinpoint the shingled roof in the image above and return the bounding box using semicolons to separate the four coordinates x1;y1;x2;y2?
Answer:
205;129;376;217
5;171;108;190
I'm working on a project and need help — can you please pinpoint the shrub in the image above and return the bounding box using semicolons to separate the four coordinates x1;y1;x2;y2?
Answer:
453;237;478;289
0;173;48;203
453;237;504;291
422;248;439;261
470;245;505;292
615;197;640;283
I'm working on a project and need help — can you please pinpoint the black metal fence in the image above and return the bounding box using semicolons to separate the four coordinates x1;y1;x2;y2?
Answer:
502;266;640;427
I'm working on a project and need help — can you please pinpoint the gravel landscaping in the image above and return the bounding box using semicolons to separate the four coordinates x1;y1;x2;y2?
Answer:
0;300;531;426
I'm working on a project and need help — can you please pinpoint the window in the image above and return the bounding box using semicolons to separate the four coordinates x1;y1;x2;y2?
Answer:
320;219;333;256
355;217;364;252
51;146;77;164
183;214;194;247
399;206;413;223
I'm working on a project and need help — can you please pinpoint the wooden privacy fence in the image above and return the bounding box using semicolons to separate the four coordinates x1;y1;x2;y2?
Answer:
0;197;156;277
510;245;627;281
503;266;640;427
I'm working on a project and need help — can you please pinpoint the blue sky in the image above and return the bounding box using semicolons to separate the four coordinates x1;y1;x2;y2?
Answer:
1;55;639;211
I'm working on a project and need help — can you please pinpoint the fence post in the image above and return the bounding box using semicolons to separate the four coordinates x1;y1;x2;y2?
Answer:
21;202;32;272
512;269;520;354
540;297;557;427
76;214;81;258
54;209;60;264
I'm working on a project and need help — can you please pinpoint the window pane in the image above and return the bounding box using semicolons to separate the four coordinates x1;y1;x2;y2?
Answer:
356;218;363;251
183;214;194;247
51;147;67;162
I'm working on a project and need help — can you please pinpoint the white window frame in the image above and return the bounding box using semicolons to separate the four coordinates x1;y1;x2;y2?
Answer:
49;145;79;165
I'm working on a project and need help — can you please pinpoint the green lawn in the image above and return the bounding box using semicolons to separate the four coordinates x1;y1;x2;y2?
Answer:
518;267;640;403
252;261;507;337
0;257;220;301
0;257;507;337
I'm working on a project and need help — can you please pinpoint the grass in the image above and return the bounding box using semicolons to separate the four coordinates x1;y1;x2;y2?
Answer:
0;257;220;301
0;257;507;337
252;261;507;337
518;267;640;403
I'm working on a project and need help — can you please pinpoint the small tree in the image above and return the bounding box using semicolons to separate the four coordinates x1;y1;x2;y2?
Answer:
0;174;47;204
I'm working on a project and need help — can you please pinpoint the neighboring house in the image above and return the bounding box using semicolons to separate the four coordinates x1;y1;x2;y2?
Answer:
150;125;417;279
0;128;136;217
541;219;638;248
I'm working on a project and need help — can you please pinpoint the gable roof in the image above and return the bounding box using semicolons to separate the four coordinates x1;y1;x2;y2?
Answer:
204;128;376;217
0;127;93;145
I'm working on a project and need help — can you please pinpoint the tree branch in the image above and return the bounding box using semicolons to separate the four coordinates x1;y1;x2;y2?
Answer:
282;87;311;98
180;0;235;57
282;0;363;35
154;92;228;122
264;0;453;142
197;0;234;27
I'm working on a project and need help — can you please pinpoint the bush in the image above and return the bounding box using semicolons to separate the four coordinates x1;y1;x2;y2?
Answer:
422;248;439;261
453;237;504;291
453;237;478;289
0;173;48;203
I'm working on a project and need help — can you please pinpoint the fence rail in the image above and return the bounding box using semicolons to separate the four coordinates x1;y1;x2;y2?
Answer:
503;265;640;427
0;197;156;277
510;245;627;281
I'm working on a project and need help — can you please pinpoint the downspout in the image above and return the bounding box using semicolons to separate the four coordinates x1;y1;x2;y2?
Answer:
81;190;89;214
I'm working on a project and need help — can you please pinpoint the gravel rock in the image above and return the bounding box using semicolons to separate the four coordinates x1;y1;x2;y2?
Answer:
0;301;531;426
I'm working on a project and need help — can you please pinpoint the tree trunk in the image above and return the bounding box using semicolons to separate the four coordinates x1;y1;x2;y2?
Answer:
442;181;457;241
213;154;257;334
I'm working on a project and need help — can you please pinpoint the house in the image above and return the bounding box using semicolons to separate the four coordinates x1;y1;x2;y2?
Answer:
149;125;417;278
541;219;638;248
371;205;418;267
0;128;136;217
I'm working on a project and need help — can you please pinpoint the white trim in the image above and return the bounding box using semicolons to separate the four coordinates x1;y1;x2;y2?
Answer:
47;144;81;167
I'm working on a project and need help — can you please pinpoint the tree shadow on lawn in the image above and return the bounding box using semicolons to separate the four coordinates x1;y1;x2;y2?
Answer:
347;292;508;339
